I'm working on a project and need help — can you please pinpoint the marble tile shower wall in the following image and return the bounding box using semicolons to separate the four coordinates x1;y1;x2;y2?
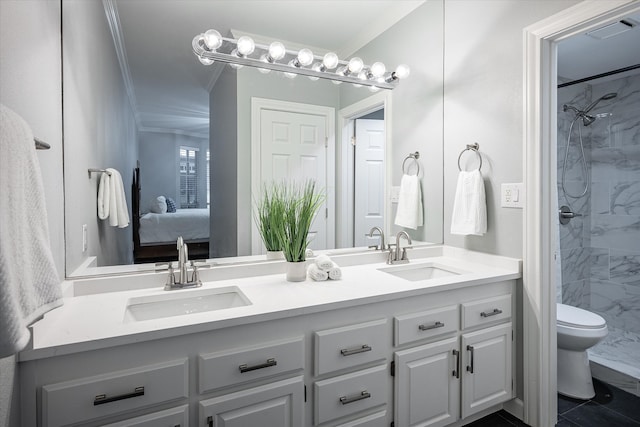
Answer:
557;73;640;334
589;73;640;335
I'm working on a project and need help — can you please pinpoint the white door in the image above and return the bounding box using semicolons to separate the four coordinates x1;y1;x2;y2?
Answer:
461;323;513;418
394;337;460;427
257;107;329;251
354;119;385;247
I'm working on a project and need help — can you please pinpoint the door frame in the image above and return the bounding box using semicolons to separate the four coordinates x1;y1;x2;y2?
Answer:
522;1;638;426
250;97;336;254
337;91;392;249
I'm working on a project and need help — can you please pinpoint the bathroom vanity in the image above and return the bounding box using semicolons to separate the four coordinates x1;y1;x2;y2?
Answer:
18;246;521;427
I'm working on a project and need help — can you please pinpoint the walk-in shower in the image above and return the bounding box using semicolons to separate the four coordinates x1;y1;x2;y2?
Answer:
557;71;640;397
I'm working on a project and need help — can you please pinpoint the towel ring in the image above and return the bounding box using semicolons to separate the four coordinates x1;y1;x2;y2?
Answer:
457;143;482;171
402;151;420;175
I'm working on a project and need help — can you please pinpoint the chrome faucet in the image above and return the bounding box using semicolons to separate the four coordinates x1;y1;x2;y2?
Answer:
387;231;412;264
367;226;386;251
164;237;202;290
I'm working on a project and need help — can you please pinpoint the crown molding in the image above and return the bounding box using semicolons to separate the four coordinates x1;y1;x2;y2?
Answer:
138;126;208;140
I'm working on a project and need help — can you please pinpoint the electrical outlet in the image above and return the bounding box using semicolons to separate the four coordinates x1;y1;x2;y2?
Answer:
501;183;524;208
390;186;401;203
82;224;88;252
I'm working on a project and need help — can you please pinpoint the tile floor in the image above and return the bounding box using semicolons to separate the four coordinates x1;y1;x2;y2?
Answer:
466;379;640;427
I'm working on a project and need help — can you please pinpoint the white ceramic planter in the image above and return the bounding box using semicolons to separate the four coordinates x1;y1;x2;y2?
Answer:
285;261;307;282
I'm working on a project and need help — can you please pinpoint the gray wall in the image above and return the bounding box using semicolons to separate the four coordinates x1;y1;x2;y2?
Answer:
442;0;580;258
0;1;63;425
62;0;139;270
340;0;445;246
210;68;238;258
138;131;208;211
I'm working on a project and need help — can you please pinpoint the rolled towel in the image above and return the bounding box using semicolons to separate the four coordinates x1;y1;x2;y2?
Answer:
315;254;334;271
328;262;342;280
307;263;328;281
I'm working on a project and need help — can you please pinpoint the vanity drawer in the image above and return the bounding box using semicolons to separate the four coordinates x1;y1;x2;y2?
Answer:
198;336;304;394
42;358;188;427
394;305;458;346
462;294;512;330
314;319;387;376
335;410;388;427
314;364;388;425
101;404;188;427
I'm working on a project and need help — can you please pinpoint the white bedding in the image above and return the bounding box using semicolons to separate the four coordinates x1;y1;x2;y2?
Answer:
139;208;209;245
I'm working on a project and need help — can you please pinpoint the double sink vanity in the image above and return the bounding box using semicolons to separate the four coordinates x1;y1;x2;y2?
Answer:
19;245;521;427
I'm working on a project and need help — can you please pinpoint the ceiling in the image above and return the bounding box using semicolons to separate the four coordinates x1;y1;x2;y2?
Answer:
111;0;425;138
558;10;640;84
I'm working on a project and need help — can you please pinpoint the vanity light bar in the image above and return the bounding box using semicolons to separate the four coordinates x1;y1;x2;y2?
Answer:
191;32;409;90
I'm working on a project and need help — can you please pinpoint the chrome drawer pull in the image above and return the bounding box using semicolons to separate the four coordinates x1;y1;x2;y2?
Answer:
466;345;475;374
93;386;144;406
480;308;503;317
340;344;372;356
418;321;444;331
239;358;277;373
452;349;460;378
339;390;371;405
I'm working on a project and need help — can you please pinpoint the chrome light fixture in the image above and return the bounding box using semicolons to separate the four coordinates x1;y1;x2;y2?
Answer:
192;30;410;90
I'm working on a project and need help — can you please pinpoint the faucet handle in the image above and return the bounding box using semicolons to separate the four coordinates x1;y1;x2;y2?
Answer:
190;261;203;286
164;263;176;290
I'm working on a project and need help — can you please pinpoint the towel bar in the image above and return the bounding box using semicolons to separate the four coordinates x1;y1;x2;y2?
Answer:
88;168;112;178
457;143;482;171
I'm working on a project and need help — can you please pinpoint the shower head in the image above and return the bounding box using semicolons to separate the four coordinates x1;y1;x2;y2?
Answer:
583;92;617;114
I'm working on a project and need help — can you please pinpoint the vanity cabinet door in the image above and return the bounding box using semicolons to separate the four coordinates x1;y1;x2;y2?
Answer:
199;376;304;427
461;322;513;418
101;404;188;427
394;337;460;427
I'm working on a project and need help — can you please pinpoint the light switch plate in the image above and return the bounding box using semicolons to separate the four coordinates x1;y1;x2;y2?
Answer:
501;183;524;208
390;186;400;203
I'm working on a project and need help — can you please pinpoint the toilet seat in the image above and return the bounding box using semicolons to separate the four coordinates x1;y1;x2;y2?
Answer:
557;303;606;329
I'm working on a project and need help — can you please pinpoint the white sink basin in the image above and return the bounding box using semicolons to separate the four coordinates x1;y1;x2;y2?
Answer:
124;286;251;322
378;262;467;282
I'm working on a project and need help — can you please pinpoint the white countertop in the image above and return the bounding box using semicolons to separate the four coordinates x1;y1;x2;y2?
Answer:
20;246;521;361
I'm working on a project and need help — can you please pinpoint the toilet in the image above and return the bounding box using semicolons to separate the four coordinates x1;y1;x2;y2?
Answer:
556;303;608;399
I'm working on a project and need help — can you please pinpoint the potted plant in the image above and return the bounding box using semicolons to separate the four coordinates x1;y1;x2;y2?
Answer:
254;183;286;259
276;180;324;282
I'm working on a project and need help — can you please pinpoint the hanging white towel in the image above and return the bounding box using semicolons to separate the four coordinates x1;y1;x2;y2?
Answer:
450;169;487;236
97;168;130;228
394;174;423;229
0;104;63;357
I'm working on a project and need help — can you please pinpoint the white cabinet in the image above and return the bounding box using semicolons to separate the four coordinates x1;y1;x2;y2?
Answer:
393;291;514;427
461;322;513;418
394;337;460;427
199;376;305;427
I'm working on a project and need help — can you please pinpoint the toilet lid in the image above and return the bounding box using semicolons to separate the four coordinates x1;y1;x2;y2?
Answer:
557;303;606;329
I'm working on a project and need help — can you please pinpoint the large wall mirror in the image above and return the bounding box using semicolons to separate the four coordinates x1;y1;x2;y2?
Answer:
62;0;444;277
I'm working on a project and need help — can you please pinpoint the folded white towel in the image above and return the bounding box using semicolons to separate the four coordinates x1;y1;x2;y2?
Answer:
97;168;130;228
315;254;334;271
328;262;342;280
307;263;329;281
450;170;487;236
394;174;423;230
0;104;63;357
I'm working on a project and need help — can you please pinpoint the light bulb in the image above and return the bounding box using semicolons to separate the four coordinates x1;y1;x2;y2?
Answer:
394;64;411;79
236;36;255;56
203;29;223;50
297;48;314;67
198;56;214;65
323;52;339;69
347;57;364;74
370;62;386;78
268;41;286;61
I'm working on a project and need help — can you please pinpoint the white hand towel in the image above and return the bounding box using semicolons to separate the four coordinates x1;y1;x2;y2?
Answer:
394;174;423;230
328;262;342;280
0;104;63;357
97;168;130;228
315;254;334;271
450;170;487;236
307;263;329;281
